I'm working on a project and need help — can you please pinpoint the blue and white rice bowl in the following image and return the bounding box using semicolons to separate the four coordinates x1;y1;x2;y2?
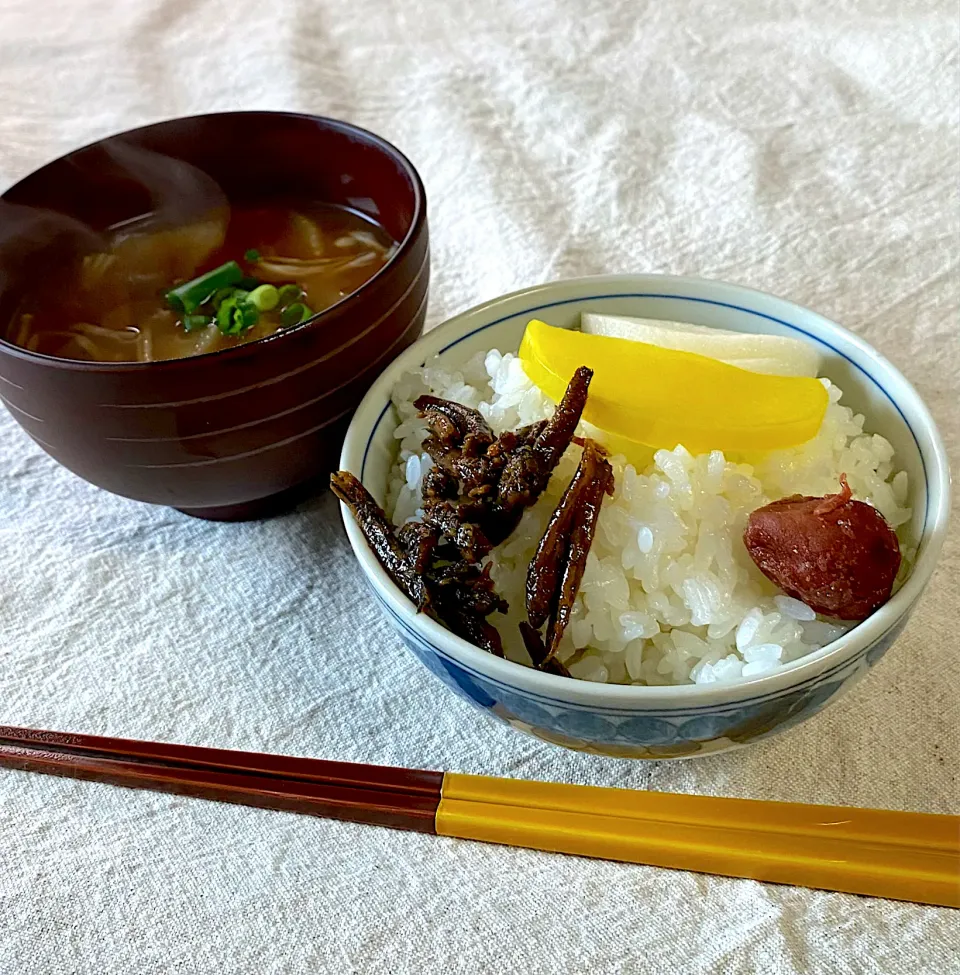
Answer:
338;275;950;758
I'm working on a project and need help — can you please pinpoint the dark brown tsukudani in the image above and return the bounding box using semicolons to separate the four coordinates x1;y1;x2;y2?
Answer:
487;366;593;545
330;471;507;656
333;366;598;667
426;560;508;656
743;474;902;620
519;621;572;677
524;437;615;666
548;443;615;656
526;438;612;631
330;471;431;609
414;366;593;557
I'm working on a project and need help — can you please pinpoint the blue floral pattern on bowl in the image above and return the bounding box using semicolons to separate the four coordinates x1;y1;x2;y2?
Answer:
379;592;912;758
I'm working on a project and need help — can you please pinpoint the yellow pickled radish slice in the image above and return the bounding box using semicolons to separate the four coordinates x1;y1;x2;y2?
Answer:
519;319;828;456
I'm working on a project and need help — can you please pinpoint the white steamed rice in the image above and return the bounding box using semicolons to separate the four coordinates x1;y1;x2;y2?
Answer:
386;349;912;685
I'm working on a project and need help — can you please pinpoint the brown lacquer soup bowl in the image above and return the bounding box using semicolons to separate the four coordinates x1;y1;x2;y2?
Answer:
0;112;428;520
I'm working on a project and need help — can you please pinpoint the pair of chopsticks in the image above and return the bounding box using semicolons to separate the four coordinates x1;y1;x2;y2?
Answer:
1;725;957;908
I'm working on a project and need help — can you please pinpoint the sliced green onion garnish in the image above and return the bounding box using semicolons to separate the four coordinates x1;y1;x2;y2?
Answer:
278;284;303;307
244;248;261;262
239;276;261;291
216;294;260;336
277;284;303;309
165;261;243;315
211;287;239;310
183;314;213;333
247;284;279;312
280;302;313;328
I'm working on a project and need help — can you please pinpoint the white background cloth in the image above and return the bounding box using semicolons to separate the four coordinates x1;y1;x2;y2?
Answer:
1;2;958;972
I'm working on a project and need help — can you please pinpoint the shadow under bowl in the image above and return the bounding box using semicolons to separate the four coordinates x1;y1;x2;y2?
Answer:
0;111;429;520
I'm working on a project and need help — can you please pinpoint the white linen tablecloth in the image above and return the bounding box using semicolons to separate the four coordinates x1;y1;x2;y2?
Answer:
1;2;958;972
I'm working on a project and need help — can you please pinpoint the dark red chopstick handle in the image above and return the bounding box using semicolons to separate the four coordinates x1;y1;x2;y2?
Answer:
0;725;443;798
0;743;440;833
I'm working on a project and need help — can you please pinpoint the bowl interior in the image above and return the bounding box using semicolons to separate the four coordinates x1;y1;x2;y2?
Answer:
357;279;928;561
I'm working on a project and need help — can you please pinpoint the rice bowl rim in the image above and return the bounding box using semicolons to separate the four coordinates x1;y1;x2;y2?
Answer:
339;274;950;709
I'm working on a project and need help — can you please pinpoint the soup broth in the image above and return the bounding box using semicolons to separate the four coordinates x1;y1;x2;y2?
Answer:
7;203;396;362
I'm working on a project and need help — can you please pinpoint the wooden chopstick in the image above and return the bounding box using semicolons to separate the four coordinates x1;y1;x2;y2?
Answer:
1;726;957;907
0;725;441;794
0;725;441;832
438;774;960;909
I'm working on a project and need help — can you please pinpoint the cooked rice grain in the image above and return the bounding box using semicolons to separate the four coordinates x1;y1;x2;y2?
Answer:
387;350;911;685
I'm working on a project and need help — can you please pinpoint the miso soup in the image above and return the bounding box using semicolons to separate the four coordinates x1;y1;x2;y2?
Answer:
6;203;396;362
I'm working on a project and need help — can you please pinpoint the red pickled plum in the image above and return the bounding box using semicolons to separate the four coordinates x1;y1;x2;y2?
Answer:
743;475;902;621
